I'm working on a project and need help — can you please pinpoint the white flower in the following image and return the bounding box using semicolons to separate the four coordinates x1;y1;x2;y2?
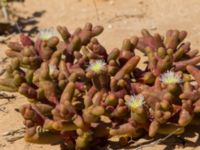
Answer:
38;28;56;40
126;94;145;110
48;64;57;76
160;71;182;84
87;60;106;74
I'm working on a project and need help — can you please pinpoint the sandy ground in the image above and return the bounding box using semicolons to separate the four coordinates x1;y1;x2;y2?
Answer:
1;0;200;149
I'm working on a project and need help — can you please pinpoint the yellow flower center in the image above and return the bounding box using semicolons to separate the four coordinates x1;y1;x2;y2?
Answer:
88;60;106;74
160;71;182;84
126;95;144;110
38;28;56;40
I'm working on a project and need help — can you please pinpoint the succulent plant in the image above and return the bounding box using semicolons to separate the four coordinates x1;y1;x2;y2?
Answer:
1;23;200;149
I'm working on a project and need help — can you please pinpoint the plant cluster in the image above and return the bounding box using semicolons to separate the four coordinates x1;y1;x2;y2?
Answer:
1;23;200;149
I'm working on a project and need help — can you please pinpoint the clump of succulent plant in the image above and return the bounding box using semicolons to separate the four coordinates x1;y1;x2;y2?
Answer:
1;23;200;149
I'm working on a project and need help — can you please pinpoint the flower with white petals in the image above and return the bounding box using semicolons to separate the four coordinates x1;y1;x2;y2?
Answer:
160;71;182;84
126;94;145;110
38;28;56;40
87;60;106;74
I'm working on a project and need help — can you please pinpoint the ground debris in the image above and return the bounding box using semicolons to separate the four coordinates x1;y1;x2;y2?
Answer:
0;34;14;43
0;93;16;113
107;13;145;23
0;106;8;113
129;129;182;150
0;93;16;100
2;127;25;143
